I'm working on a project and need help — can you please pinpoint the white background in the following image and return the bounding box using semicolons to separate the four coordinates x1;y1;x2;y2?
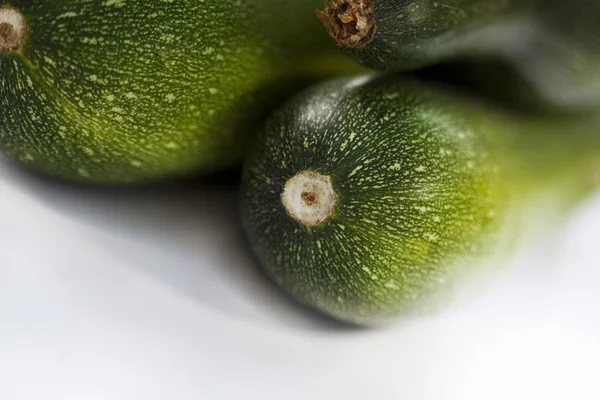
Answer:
0;155;599;400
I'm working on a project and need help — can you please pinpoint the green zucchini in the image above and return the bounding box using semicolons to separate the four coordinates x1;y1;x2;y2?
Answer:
240;74;600;324
0;1;353;183
317;0;600;108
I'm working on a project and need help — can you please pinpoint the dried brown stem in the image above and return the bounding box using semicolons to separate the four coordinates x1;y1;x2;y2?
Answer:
316;0;376;49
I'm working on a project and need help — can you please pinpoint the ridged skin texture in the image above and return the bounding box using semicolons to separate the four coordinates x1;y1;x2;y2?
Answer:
240;74;600;324
0;0;351;183
335;0;600;108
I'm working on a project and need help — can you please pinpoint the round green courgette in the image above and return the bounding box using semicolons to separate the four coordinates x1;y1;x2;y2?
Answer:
240;74;600;324
0;0;353;183
317;0;600;108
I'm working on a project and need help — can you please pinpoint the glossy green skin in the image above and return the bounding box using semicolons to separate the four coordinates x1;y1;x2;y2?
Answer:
0;0;352;183
338;0;600;108
240;74;600;324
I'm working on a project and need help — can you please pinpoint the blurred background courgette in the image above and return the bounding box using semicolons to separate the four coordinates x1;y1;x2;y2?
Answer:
317;0;600;108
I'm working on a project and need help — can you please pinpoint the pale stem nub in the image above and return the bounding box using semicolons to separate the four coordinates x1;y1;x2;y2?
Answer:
281;170;338;227
0;7;27;53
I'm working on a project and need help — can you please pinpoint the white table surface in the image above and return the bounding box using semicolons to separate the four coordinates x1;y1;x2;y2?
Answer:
1;155;599;400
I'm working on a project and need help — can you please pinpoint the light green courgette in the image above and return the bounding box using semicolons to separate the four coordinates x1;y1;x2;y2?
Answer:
0;0;353;183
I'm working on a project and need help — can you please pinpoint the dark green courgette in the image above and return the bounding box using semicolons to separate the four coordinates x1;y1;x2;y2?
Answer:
0;0;353;183
317;0;534;69
317;0;600;108
240;74;600;324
